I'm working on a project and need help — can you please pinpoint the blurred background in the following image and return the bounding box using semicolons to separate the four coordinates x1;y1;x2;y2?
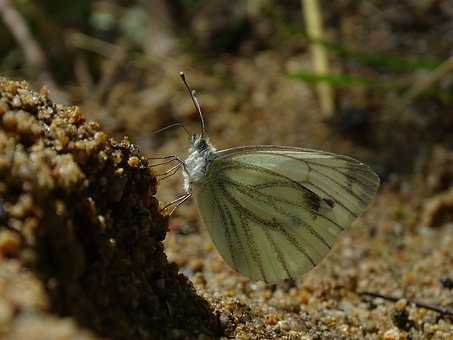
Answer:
2;0;453;176
2;0;453;219
1;1;453;337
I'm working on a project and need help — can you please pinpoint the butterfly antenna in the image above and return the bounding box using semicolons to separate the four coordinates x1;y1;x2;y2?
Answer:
151;122;191;137
180;72;206;137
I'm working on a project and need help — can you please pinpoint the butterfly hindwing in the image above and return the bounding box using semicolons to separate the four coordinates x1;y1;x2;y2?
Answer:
193;146;379;283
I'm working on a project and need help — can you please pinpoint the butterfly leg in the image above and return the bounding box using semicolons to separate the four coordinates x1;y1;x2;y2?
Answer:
147;155;180;167
148;155;188;180
160;192;192;216
157;163;182;181
148;156;190;214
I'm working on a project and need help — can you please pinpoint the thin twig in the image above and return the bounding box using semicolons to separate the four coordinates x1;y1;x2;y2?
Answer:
399;56;453;111
0;0;45;70
67;31;120;57
359;291;453;317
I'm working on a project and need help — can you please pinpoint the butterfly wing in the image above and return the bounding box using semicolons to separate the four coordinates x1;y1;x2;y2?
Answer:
192;146;380;283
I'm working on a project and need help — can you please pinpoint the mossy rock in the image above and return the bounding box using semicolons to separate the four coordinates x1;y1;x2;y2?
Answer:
0;78;220;339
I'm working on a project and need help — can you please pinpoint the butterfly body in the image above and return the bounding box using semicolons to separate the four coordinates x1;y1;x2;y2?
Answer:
183;135;216;193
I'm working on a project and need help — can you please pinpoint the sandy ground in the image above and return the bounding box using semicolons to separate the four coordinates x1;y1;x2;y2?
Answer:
1;2;453;338
162;160;453;339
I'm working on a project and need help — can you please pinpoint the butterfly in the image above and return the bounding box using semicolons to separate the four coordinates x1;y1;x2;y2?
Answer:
161;73;380;284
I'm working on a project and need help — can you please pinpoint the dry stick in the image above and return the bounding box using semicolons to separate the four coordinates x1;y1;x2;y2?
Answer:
69;32;128;105
0;0;68;102
67;31;119;58
400;56;453;108
0;0;45;71
301;0;334;119
67;31;124;103
397;56;453;124
359;291;453;317
67;31;199;77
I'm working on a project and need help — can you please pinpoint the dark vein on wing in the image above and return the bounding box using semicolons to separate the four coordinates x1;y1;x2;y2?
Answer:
251;152;371;207
229;149;365;167
219;161;320;204
262;227;293;280
304;160;378;194
219;161;358;219
344;172;378;193
249;181;345;231
301;180;358;218
237;212;268;282
309;166;369;206
316;163;379;192
267;153;377;183
222;200;253;275
219;181;317;268
221;176;333;250
211;191;237;269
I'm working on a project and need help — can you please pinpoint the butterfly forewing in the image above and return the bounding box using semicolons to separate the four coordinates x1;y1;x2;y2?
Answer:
193;146;379;283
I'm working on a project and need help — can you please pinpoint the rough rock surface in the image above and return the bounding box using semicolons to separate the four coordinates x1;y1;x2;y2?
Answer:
0;78;220;339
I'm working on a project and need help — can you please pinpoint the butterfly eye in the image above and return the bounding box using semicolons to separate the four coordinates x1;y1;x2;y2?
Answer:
198;139;207;150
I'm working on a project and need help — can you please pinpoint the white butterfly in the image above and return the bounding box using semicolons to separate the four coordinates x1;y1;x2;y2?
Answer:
162;73;380;284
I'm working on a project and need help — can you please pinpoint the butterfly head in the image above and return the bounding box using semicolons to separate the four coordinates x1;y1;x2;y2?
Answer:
190;134;213;153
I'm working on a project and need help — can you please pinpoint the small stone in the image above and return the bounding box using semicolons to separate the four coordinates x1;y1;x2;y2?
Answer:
94;131;107;144
277;320;290;331
39;85;49;98
392;300;414;331
98;215;107;229
394;299;407;311
265;315;278;326
112;150;123;165
402;272;416;286
383;328;403;340
0;101;7;115
0;301;14;324
219;312;233;329
191;273;207;287
297;289;310;305
440;277;453;289
421;188;453;228
128;156;140;168
54;154;84;189
0;230;22;257
189;258;204;273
